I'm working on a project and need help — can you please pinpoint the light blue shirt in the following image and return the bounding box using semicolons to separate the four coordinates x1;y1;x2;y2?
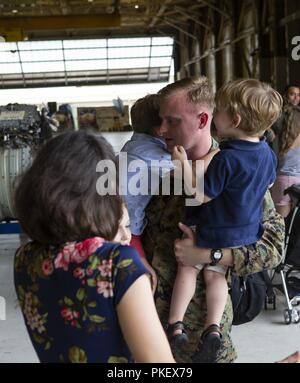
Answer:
119;133;173;235
278;147;300;177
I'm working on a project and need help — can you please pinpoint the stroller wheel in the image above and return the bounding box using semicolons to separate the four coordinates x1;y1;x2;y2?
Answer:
284;309;292;324
292;309;300;324
291;298;300;307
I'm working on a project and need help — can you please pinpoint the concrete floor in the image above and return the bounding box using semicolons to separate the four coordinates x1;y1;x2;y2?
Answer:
0;234;300;363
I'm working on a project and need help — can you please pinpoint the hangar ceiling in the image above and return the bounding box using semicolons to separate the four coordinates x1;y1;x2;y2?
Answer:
1;0;210;87
0;0;210;40
0;1;298;90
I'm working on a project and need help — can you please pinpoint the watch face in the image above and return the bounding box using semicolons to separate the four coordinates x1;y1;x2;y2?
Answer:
214;250;222;260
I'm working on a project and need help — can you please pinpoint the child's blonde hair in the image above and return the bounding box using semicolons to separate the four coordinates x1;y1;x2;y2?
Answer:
215;79;283;136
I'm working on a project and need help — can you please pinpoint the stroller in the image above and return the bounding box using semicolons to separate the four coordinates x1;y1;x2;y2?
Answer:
265;183;300;324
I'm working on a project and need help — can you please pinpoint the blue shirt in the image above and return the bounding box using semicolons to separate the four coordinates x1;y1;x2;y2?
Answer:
186;139;277;248
14;238;149;363
120;133;173;235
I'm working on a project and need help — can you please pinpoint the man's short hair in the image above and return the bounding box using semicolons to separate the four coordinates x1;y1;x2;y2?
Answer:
158;76;215;110
130;94;161;135
215;78;283;135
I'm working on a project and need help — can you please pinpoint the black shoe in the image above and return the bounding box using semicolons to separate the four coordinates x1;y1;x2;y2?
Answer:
166;321;189;346
192;324;222;363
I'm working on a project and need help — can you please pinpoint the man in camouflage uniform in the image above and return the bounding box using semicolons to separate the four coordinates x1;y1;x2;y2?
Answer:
142;77;285;363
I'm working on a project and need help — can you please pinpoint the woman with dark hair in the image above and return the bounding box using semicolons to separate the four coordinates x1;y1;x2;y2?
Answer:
14;131;174;363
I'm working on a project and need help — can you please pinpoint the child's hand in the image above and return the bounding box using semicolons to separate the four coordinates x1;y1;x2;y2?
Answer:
172;145;188;163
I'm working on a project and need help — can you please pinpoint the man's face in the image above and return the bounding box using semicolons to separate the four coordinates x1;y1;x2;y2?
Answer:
286;87;300;106
159;92;209;152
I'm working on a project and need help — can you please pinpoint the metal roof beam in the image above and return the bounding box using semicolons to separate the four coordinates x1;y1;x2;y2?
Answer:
196;0;230;19
149;0;173;28
174;6;212;31
0;14;121;41
162;17;198;41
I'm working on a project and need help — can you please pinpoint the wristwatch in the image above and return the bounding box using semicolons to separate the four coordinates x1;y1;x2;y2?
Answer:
209;249;223;266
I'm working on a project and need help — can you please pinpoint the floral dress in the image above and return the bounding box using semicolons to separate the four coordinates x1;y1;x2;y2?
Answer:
14;237;149;363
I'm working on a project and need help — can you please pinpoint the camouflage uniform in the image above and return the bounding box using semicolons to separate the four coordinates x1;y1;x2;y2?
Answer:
142;140;285;363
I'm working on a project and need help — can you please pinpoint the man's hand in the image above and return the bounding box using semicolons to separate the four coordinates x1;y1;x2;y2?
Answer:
174;222;202;267
174;240;202;267
172;145;188;163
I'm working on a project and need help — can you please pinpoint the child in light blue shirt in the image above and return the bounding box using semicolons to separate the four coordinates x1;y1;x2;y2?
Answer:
119;95;173;290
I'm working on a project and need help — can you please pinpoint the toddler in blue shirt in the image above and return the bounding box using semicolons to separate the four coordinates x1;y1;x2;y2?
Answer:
168;79;283;362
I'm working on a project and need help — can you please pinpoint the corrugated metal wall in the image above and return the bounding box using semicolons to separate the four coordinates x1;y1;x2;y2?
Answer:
173;0;300;91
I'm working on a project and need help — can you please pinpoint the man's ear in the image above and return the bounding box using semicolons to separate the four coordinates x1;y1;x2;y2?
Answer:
232;114;241;128
198;112;209;129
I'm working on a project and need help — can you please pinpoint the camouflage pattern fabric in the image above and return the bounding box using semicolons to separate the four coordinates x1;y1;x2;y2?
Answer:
142;140;285;363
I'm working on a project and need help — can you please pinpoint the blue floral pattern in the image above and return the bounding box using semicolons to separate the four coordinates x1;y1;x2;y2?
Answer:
14;237;148;363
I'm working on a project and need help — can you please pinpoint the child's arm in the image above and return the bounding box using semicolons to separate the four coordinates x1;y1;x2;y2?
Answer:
172;146;219;204
202;149;220;172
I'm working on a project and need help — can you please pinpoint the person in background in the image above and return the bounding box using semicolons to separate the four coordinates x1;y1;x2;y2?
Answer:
120;94;174;293
285;85;300;107
270;85;300;152
14;131;175;363
271;106;300;218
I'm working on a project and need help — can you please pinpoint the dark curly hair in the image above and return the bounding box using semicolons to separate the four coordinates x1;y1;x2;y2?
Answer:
14;131;123;245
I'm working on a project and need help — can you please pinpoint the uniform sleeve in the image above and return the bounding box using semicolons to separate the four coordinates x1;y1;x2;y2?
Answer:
204;152;230;199
231;190;284;277
112;245;150;305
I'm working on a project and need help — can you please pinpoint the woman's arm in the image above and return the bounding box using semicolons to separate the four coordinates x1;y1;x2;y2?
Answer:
117;274;175;363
